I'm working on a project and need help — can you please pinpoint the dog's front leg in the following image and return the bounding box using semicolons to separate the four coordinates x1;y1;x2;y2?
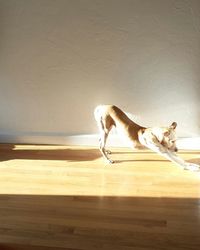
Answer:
144;142;199;171
162;150;200;171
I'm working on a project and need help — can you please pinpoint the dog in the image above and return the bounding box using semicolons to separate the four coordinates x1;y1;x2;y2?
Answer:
94;105;200;171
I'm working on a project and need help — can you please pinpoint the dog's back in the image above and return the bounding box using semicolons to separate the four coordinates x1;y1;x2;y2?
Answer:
94;105;144;143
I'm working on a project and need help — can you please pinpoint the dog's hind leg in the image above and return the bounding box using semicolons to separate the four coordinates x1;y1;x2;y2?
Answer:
99;130;114;164
98;119;114;164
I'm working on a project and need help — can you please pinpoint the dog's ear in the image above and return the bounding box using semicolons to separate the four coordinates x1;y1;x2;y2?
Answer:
170;122;177;130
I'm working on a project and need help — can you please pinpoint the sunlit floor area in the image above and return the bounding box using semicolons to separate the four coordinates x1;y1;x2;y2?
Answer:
0;144;200;250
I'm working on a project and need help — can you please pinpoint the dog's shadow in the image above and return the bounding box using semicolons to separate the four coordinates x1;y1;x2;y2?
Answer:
111;151;200;155
112;151;200;164
0;144;199;165
187;158;200;164
114;159;167;164
0;144;101;162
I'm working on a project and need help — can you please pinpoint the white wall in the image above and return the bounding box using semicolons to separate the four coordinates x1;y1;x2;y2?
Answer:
0;0;200;144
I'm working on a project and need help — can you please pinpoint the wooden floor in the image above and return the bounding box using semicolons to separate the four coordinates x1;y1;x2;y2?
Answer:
0;144;200;250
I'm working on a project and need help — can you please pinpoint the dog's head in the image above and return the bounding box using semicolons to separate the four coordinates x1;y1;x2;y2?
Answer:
161;122;178;152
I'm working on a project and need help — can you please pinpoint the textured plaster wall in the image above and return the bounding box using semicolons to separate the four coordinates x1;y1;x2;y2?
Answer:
0;0;200;140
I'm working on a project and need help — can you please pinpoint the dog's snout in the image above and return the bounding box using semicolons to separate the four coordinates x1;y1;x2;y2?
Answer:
174;147;178;152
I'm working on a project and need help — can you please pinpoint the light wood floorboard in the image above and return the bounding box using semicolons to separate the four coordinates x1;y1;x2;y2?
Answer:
0;144;200;250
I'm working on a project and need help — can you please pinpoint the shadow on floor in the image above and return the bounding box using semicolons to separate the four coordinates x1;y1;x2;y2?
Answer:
115;159;167;164
0;144;101;162
111;150;200;155
0;144;199;165
0;194;199;250
188;158;200;164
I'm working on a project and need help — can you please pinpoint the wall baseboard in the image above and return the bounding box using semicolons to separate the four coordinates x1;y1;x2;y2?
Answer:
0;133;200;150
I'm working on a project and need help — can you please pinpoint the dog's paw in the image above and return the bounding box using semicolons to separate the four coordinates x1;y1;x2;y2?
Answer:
107;159;114;164
184;163;200;172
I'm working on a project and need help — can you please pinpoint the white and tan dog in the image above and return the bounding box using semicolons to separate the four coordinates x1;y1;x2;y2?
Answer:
94;105;199;171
